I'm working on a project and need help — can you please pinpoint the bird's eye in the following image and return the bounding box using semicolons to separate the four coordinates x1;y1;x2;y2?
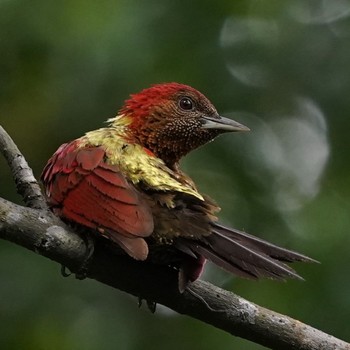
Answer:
179;97;194;111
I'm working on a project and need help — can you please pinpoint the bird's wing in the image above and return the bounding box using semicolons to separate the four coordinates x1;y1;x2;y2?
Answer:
41;141;154;260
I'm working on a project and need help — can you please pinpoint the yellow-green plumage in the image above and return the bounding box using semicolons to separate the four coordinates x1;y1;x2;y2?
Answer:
78;114;204;202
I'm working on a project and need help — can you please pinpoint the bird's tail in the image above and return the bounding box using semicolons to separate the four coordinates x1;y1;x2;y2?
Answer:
179;222;317;281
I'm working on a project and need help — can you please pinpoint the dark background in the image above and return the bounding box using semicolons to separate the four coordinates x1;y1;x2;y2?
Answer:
1;1;350;349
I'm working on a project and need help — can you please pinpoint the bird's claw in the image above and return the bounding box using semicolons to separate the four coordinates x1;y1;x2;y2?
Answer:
59;234;95;279
75;234;95;280
61;265;72;277
138;297;157;313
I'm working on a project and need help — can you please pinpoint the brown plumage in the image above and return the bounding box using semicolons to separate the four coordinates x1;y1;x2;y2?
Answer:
42;82;315;291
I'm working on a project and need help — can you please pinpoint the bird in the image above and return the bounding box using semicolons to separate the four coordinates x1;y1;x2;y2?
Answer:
41;82;315;291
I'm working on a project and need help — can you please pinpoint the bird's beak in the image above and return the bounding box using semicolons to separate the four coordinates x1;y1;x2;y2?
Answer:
200;115;250;132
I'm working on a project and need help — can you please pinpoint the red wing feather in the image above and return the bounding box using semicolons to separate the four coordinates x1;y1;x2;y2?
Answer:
41;141;154;260
76;147;105;170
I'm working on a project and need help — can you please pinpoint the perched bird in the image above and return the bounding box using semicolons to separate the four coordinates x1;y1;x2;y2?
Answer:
41;82;314;290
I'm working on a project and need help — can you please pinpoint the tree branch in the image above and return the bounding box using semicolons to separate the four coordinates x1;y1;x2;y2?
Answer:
0;125;48;210
0;125;349;350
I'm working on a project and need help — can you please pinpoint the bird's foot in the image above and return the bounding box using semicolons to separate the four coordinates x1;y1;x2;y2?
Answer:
75;234;95;280
61;265;72;277
138;297;157;313
60;234;95;279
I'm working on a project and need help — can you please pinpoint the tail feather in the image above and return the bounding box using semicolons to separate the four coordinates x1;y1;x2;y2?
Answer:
186;242;262;279
214;223;316;263
180;222;317;281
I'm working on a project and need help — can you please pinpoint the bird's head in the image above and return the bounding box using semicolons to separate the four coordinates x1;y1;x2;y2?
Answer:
118;82;249;168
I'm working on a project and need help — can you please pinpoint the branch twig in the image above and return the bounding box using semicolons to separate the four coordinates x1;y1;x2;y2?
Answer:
0;125;48;210
0;125;349;350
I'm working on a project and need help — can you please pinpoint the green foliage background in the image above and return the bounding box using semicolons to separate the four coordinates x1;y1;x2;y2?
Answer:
1;1;350;349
